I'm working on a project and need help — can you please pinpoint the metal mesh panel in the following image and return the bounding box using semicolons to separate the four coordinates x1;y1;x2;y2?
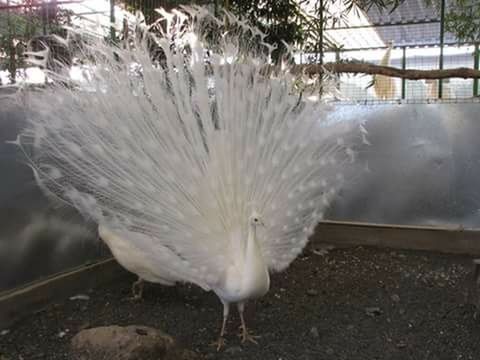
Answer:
0;1;478;97
320;1;478;104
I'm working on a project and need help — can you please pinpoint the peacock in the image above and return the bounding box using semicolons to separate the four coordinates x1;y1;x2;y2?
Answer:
373;40;396;100
13;7;361;349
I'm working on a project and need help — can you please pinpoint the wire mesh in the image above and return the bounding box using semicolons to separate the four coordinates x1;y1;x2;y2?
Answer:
0;0;479;101
321;0;479;104
0;0;216;85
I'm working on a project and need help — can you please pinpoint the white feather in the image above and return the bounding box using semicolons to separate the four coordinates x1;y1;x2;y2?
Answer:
16;7;360;329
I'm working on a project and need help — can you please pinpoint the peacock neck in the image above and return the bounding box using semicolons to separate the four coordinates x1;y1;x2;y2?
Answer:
380;45;392;66
245;224;258;263
239;222;270;299
244;223;267;279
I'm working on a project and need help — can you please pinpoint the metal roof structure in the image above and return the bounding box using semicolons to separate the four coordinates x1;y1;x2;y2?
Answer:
0;0;133;38
323;0;459;51
366;0;457;48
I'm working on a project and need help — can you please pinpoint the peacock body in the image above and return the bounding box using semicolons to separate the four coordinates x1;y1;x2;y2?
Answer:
15;7;360;347
374;40;396;100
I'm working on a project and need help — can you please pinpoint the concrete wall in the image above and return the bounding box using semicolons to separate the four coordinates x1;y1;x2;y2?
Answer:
0;93;107;292
1;94;480;293
327;102;480;229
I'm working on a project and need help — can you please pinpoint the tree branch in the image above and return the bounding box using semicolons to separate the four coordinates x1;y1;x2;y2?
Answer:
291;63;480;80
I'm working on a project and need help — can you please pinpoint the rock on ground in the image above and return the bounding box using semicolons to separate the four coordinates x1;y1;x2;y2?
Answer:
71;325;198;360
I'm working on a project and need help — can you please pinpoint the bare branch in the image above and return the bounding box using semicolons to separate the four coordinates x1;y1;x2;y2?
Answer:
291;63;480;80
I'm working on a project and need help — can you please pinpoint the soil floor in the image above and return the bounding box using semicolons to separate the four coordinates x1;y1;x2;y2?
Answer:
1;245;480;360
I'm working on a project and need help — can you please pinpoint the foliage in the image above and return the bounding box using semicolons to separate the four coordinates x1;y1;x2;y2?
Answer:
346;0;405;13
121;0;410;64
123;0;306;62
220;0;406;63
298;0;403;64
0;2;72;84
123;0;212;23
425;0;480;43
225;0;307;62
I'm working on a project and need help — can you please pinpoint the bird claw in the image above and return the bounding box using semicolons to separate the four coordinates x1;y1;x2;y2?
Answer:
128;294;143;301
238;329;260;344
210;337;226;351
130;279;144;300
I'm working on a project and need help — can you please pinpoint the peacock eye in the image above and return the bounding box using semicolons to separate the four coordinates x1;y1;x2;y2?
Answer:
254;218;258;222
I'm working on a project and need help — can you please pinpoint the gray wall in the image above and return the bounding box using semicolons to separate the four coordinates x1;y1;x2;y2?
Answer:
0;93;106;293
328;102;480;228
1;95;480;292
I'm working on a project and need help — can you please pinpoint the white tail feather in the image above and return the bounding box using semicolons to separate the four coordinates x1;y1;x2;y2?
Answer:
17;8;360;289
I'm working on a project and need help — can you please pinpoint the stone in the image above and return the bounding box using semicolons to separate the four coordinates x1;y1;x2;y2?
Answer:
71;325;198;360
225;346;243;354
309;326;319;338
365;307;382;317
391;294;400;303
306;289;318;296
69;294;90;301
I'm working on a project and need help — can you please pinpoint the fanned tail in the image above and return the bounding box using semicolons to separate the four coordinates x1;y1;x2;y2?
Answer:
16;7;363;287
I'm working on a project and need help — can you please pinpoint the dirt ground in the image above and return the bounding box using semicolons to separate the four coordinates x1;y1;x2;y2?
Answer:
1;244;480;360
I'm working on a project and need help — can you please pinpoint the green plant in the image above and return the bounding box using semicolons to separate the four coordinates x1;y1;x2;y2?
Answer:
425;0;480;43
0;2;73;84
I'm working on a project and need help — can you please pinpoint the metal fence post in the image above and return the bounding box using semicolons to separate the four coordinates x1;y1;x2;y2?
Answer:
438;0;446;99
401;46;406;99
110;0;116;42
42;0;48;35
317;0;324;96
6;0;17;84
474;43;479;97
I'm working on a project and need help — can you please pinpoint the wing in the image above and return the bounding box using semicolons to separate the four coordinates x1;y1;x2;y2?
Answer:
99;225;216;289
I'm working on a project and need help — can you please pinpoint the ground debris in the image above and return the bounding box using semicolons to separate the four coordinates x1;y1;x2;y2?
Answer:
309;326;319;338
390;294;400;303
71;325;198;360
365;307;383;317
224;346;242;354
2;246;479;360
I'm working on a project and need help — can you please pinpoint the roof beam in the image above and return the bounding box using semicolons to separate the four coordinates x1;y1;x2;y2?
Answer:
0;0;84;10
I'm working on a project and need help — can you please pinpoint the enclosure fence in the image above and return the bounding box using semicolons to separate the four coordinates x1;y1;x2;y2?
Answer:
0;0;479;103
317;1;480;104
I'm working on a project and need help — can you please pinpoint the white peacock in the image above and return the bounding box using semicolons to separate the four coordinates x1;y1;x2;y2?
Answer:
15;6;359;349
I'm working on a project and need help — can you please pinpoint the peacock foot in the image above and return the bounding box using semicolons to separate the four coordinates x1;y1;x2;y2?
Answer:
210;336;227;351
129;293;143;301
238;326;260;345
129;278;144;301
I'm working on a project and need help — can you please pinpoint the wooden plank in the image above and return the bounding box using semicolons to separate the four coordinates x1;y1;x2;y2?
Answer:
2;220;480;328
314;220;480;255
0;258;128;328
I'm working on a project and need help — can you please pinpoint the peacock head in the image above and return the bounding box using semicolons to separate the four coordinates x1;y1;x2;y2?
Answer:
249;211;265;227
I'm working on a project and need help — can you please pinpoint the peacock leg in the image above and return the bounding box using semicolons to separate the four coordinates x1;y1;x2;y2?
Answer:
210;301;229;351
237;302;259;344
130;277;144;300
